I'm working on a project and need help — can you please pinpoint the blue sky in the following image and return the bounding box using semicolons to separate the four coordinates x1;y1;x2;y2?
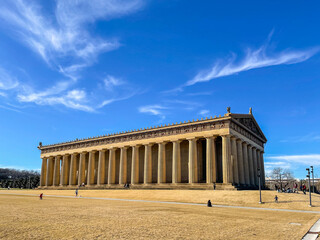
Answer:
0;0;319;179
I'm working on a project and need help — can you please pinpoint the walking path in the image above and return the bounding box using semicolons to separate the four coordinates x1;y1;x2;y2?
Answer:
302;219;320;240
1;192;320;214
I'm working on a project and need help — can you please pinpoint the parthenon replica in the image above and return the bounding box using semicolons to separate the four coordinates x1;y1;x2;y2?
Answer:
38;108;267;190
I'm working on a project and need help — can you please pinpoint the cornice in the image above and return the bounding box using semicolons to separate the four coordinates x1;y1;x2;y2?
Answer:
39;117;231;154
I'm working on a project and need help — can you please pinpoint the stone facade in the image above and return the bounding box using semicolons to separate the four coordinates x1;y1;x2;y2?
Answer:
38;109;267;190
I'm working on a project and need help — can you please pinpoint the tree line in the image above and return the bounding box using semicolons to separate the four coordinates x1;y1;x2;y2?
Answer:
0;168;40;189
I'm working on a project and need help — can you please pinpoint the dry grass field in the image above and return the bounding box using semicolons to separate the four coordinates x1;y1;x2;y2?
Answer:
0;189;319;239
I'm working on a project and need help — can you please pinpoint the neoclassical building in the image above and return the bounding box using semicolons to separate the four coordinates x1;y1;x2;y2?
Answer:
38;108;267;190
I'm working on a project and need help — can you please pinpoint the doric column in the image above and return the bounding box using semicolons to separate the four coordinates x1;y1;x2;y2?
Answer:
40;158;47;186
143;144;152;184
97;150;106;185
87;151;96;185
237;140;245;185
78;152;86;186
157;142;166;184
222;135;232;184
61;154;70;186
248;145;254;185
53;156;60;186
231;137;239;185
188;138;198;183
172;140;181;184
69;153;77;186
131;145;140;184
252;147;258;186
108;148;116;184
206;137;217;183
242;142;250;185
46;157;54;186
119;147;128;185
260;151;265;185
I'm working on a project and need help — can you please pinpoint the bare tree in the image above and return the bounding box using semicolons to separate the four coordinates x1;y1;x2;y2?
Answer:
271;167;294;190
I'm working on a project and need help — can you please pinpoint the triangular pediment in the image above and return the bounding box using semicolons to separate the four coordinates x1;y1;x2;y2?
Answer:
231;114;267;142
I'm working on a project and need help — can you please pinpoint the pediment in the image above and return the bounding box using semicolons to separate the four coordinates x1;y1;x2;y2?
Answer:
232;115;267;142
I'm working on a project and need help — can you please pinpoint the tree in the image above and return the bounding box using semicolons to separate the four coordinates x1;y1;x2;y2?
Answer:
271;167;294;190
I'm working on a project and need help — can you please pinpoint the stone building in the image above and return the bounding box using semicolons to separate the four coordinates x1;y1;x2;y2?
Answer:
38;108;267;190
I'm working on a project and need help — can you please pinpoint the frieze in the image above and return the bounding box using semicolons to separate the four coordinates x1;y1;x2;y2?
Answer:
40;119;260;154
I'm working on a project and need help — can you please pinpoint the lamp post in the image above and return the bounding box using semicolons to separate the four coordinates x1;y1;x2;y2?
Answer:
306;168;312;207
258;168;262;204
311;166;314;193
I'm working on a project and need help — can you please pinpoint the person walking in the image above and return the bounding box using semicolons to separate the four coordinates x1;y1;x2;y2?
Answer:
75;189;78;197
39;193;43;200
207;200;212;207
302;184;306;195
274;195;278;203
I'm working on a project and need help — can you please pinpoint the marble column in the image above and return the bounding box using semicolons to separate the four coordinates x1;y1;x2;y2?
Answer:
108;148;116;184
53;156;61;186
87;151;96;185
69;153;78;186
188;138;197;183
252;147;258;186
157;142;166;184
206;137;217;183
119;148;128;185
248;145;254;185
231;137;239;185
97;150;106;185
131;145;140;184
46;157;54;186
61;155;70;186
172;140;181;184
78;152;86;186
242;143;250;185
40;158;47;186
237;140;245;185
222;135;232;184
143;144;152;184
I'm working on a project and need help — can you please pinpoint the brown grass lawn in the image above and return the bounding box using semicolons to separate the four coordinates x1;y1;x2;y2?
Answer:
0;189;319;239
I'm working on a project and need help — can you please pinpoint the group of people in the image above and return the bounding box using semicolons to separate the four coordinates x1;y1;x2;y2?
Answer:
275;182;307;194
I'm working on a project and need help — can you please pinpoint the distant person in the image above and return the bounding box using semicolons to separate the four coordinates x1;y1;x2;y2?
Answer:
7;187;10;190
207;200;212;207
274;195;278;203
300;185;303;192
213;183;216;190
302;184;307;195
75;189;78;197
293;183;298;193
40;193;43;200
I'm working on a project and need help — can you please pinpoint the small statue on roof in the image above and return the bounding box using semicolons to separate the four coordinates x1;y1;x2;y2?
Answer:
38;142;42;149
249;107;252;115
227;106;231;113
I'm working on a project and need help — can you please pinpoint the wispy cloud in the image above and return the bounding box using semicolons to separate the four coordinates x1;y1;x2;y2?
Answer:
187;44;318;86
0;0;143;74
280;133;320;143
0;1;144;112
104;75;124;90
139;105;167;116
0;67;19;90
199;109;210;116
267;154;320;166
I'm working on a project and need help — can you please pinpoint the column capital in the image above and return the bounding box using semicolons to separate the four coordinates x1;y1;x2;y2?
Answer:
80;151;87;154
99;149;106;153
247;145;253;149
172;139;182;143
204;135;217;140
90;150;97;153
156;141;168;144
242;141;248;145
186;137;197;141
221;134;231;138
144;143;154;146
236;138;243;143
